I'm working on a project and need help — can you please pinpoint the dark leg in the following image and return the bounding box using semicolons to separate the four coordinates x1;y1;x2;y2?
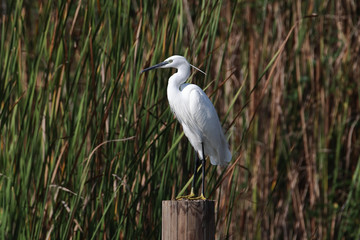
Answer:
176;146;206;200
201;142;205;198
191;153;200;195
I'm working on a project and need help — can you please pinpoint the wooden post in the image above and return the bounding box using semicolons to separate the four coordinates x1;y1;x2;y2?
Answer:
162;200;215;240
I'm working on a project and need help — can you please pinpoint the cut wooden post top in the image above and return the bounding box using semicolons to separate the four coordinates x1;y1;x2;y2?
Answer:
162;200;215;240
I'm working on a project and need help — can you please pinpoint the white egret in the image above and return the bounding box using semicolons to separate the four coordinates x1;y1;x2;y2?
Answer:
141;55;231;199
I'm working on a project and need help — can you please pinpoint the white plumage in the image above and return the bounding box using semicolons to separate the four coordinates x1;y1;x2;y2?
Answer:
142;55;231;165
141;55;231;198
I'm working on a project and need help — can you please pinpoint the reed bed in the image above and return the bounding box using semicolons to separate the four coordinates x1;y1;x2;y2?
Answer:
0;0;359;239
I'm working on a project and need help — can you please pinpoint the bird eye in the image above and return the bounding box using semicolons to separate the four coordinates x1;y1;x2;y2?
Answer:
168;59;173;63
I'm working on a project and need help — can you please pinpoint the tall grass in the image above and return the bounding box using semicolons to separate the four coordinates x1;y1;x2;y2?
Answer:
1;0;359;239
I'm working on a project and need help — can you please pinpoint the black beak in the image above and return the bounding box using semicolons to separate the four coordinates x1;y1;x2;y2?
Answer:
140;61;169;74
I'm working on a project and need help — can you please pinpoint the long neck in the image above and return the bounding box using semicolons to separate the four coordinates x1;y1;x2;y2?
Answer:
167;65;190;90
166;65;190;112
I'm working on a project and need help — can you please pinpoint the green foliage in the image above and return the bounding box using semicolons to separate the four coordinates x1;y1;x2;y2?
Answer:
0;0;359;239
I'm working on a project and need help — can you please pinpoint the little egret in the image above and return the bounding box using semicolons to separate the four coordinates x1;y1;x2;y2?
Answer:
141;55;231;199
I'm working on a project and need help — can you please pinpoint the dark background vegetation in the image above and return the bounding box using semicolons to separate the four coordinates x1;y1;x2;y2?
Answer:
1;0;359;239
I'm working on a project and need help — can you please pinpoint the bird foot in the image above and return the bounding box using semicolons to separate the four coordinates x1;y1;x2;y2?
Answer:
189;194;206;200
176;193;206;201
176;191;195;200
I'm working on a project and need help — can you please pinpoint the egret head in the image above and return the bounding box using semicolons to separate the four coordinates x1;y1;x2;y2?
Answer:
140;55;206;75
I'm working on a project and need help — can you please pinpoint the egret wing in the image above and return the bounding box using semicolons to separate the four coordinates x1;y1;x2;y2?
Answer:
187;87;231;165
188;88;222;142
188;89;217;131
